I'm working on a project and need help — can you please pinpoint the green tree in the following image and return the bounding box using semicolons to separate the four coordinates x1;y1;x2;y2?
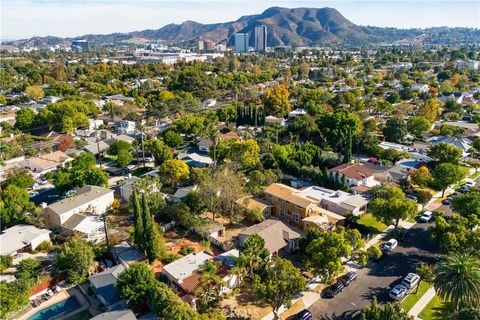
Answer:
14;108;36;131
432;163;467;197
241;234;269;278
369;185;418;229
159;159;190;186
163;130;183;148
117;149;133;168
196;260;224;313
305;230;351;282
55;238;94;285
145;138;173;166
130;189;145;252
0;94;7;105
451;189;480;220
253;256;306;319
107;140;132;156
217;104;237;123
418;98;443;123
407;115;431;137
410;166;432;188
262;84;292;117
0;256;13;272
382;117;407;143
360;297;411;320
141;194;165;263
116;262;157;311
0;281;31;319
16;258;41;282
0;184;37;228
148;282;200;320
428;143;462;164
434;252;480;310
2;168;34;189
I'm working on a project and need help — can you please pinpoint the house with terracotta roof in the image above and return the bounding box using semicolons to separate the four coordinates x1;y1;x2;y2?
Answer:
328;163;376;190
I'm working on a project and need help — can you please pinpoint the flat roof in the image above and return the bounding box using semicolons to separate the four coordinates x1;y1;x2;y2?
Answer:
162;251;212;283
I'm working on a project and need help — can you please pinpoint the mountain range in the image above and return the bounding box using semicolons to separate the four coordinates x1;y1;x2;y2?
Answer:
6;7;480;48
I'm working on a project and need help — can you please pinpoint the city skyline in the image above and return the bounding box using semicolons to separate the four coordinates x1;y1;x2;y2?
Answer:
1;0;479;40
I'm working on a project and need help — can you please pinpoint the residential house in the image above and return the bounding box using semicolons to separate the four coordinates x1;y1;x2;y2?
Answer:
88;264;127;310
83;141;110;156
218;131;241;141
106;94;134;106
411;84;430;93
43;185;114;242
265;115;286;126
162;251;213;292
197;138;213;153
177;153;212;168
21;151;72;176
427;136;472;157
172;185;198;203
0;225;51;256
111;241;147;267
119;176;141;203
238;219;301;254
203;99;216;107
88;119;104;131
328;163;376;191
116;120;136;135
288;108;307;119
90;309;137;320
237;197;273;217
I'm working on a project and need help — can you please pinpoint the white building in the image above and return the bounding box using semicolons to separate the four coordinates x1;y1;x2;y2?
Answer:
116;120;136;135
235;33;249;53
254;25;267;52
0;225;51;256
288;108;307;119
411;84;430;93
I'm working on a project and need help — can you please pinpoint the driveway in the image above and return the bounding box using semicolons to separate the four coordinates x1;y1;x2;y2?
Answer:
308;220;439;320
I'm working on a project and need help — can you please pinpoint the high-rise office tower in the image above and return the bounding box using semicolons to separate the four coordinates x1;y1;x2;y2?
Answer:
234;33;249;53
254;25;267;52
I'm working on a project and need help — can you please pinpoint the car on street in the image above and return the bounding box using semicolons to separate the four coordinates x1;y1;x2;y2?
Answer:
36;177;48;185
401;273;420;289
389;284;408;301
127;164;136;171
441;199;452;205
405;194;418;202
382;239;398;252
340;271;357;286
145;157;154;163
463;181;476;188
28;190;39;198
64;189;77;197
294;309;312;320
419;211;433;223
459;186;470;193
323;281;345;298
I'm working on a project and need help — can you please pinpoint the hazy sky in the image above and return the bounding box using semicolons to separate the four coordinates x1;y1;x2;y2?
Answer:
1;0;479;40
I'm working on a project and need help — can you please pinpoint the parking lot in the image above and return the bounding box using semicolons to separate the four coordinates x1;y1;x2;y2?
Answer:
308;219;440;319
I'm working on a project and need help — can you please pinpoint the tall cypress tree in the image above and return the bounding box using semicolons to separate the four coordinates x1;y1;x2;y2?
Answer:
141;194;165;263
343;127;352;163
131;189;145;253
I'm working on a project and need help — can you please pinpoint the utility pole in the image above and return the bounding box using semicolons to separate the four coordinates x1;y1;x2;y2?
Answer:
94;119;102;168
140;122;146;168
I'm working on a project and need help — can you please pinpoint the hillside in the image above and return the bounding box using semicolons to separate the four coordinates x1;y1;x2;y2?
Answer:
6;7;480;48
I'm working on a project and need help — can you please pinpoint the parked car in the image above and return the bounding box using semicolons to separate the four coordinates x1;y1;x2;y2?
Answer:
323;281;345;298
406;194;418;202
36;177;48;185
295;309;312;320
459;186;470;193
441;199;452;205
389;284;408;301
340;271;357;286
145;156;154;163
64;189;76;197
419;211;433;223
464;181;476;188
127;164;136;171
382;239;398;252
28;190;39;198
401;273;420;289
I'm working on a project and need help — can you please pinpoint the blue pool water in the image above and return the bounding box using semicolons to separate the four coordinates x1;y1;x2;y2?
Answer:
27;297;82;320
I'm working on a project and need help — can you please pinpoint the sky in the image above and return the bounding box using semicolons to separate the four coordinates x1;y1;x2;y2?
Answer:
1;0;479;40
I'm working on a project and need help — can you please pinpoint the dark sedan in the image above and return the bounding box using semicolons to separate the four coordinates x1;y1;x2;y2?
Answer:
323;281;345;298
340;271;358;286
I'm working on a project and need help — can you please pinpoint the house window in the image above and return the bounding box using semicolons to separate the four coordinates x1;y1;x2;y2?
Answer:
266;194;272;199
293;213;300;222
305;223;310;228
280;209;286;217
278;199;283;203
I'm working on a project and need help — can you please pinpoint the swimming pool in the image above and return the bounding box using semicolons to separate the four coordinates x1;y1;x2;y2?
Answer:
27;296;82;320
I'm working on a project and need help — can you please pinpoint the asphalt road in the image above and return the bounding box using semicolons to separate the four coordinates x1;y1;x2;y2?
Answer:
308;220;440;320
31;187;62;206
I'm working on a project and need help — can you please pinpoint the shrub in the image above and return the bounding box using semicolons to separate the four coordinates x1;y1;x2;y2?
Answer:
34;241;53;253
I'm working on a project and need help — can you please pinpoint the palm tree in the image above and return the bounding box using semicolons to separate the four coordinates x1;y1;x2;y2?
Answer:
434;252;480;310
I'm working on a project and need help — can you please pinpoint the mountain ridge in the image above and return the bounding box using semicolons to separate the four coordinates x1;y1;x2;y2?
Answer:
5;7;480;48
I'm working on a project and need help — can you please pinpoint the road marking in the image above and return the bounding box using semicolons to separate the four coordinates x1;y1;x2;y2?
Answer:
351;302;358;308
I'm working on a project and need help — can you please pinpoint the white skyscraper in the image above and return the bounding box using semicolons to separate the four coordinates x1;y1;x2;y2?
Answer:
254;25;267;52
235;33;249;53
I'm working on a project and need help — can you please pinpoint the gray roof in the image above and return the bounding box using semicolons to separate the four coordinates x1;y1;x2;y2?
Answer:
198;138;214;148
89;264;126;306
112;241;146;264
83;141;110;155
240;219;300;253
0;225;51;255
46;185;114;216
91;309;136;320
172;185;197;199
162;251;212;283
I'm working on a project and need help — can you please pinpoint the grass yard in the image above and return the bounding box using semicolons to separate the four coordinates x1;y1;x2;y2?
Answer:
469;171;480;179
356;213;388;234
400;282;431;312
418;295;453;320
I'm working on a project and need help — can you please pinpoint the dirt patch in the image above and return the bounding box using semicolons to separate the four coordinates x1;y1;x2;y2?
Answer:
221;284;272;320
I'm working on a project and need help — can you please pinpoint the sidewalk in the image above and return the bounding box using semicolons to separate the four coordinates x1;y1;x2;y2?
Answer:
408;286;435;319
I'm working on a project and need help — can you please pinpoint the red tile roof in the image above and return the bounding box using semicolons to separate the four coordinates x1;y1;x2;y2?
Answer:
329;163;374;181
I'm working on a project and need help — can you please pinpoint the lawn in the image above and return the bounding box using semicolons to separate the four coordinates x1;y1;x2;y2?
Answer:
400;282;431;312
418;295;453;320
355;213;388;234
469;171;480;179
65;310;92;320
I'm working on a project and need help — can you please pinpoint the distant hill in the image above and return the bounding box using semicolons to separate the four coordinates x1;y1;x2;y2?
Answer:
6;7;480;48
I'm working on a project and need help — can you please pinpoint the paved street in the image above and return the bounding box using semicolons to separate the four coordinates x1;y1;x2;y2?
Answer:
308;220;440;320
30;187;62;206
